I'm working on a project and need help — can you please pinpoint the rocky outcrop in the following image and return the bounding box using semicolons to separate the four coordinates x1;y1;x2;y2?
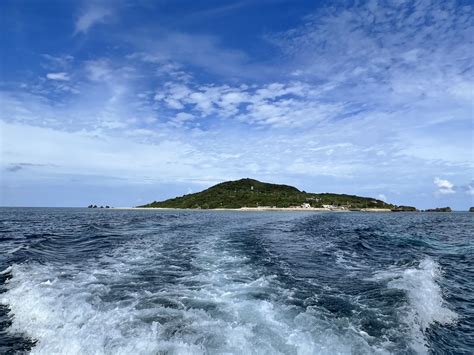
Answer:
425;207;452;212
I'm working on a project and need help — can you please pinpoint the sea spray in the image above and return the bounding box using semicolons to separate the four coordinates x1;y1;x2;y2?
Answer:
371;257;458;353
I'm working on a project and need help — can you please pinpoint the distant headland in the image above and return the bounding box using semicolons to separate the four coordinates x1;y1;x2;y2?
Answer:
137;178;416;212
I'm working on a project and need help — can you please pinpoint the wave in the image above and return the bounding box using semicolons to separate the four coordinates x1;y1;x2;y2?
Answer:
370;257;457;353
0;266;13;275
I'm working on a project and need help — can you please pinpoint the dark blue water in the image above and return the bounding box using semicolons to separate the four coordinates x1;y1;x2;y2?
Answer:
0;208;472;354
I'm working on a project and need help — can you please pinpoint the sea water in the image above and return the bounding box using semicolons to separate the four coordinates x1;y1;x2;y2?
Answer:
0;208;472;354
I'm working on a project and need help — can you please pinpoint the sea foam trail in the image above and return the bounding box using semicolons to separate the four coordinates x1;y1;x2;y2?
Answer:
1;230;385;355
371;257;457;354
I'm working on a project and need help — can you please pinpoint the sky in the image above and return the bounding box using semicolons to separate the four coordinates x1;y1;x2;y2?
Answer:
0;0;473;209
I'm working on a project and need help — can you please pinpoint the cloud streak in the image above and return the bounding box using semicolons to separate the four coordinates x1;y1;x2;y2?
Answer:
46;72;70;81
75;4;112;34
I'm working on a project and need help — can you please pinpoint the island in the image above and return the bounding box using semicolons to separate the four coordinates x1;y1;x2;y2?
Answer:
470;207;474;212
139;178;410;211
425;207;452;212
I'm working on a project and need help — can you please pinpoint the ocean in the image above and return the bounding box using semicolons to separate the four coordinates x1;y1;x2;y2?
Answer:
0;208;472;354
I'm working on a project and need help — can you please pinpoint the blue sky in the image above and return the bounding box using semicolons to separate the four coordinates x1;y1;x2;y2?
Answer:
1;0;473;209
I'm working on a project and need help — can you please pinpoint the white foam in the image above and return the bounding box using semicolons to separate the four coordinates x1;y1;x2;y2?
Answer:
1;233;388;355
335;250;366;270
0;265;12;275
7;245;24;254
371;257;457;353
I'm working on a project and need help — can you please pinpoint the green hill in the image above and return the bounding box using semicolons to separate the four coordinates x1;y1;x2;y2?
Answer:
139;178;396;209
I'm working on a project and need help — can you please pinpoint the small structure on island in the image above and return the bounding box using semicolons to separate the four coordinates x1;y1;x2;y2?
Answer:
301;203;311;209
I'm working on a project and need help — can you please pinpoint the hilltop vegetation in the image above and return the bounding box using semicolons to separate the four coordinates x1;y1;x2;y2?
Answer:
392;205;418;212
139;178;395;209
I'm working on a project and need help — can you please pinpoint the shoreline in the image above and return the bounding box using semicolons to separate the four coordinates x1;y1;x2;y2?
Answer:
112;207;394;212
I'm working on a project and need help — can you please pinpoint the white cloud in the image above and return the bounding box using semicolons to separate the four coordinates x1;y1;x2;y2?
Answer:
170;112;195;127
75;6;112;34
434;177;455;194
85;60;113;81
0;121;213;182
46;72;70;81
128;53;193;82
154;81;343;127
263;0;473;166
271;2;472;106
